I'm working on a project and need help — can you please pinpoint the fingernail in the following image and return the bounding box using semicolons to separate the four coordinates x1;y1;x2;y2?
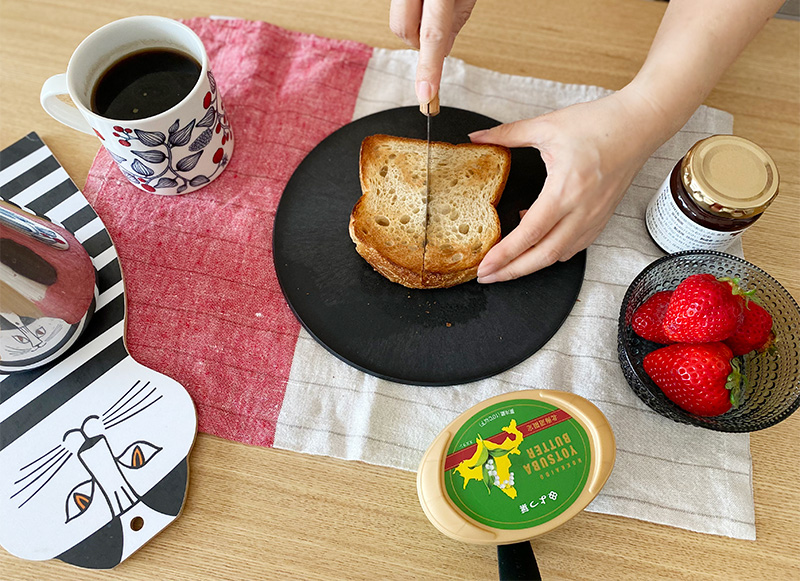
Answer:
416;81;433;106
477;261;497;278
468;129;489;141
477;273;499;284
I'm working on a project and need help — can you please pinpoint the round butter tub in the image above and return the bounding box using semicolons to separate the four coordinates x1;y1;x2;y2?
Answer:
417;390;615;577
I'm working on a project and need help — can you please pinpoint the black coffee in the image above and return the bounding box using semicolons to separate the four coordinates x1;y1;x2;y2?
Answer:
91;48;201;121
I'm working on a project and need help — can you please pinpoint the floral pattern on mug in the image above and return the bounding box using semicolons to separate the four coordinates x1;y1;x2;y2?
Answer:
102;71;233;195
40;16;232;195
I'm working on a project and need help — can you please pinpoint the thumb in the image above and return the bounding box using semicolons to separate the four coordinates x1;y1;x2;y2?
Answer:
468;118;543;149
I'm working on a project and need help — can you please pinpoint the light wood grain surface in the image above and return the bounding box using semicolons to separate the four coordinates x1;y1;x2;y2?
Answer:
1;1;799;579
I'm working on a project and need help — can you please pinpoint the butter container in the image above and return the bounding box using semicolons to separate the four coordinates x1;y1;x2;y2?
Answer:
417;389;615;547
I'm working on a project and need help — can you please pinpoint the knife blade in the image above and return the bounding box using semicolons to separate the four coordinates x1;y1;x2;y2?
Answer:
425;99;431;233
422;95;439;278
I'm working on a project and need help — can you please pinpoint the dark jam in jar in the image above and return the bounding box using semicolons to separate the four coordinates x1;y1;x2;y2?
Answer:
646;135;779;254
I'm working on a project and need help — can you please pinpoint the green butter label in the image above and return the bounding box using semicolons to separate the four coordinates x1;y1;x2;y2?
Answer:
443;399;592;530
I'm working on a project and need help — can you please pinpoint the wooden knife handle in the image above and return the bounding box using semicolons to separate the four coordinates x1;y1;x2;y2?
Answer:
420;93;440;116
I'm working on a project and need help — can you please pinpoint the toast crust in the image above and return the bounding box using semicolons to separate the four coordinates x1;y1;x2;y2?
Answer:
349;213;425;288
350;134;511;289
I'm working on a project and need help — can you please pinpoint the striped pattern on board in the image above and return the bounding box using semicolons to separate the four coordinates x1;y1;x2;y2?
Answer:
0;132;129;452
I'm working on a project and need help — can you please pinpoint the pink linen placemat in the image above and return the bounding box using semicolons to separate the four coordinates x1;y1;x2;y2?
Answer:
83;17;372;446
81;17;755;540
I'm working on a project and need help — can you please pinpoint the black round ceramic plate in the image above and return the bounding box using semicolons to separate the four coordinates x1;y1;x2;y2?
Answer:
273;106;585;386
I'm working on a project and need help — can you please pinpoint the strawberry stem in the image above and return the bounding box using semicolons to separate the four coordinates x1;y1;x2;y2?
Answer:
761;331;777;356
727;357;746;408
719;276;760;307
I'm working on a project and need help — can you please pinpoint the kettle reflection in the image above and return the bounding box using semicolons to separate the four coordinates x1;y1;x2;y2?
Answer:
0;200;97;373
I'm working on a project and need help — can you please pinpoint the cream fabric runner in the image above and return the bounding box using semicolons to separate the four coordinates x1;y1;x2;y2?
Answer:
273;49;755;540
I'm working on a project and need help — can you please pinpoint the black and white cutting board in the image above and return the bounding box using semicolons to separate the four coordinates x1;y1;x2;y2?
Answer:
0;133;197;569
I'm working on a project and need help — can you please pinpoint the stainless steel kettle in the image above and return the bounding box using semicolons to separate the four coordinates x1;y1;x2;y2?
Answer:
0;200;97;372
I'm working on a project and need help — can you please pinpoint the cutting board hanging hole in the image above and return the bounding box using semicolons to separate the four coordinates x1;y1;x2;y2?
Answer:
130;517;144;532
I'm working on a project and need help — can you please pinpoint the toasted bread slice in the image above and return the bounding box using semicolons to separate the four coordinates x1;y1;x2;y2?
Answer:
350;134;511;289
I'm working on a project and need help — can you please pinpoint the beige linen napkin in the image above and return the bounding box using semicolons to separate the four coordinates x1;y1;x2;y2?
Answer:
273;48;755;541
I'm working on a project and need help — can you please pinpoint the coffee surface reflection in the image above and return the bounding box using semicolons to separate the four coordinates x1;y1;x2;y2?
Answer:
91;48;201;121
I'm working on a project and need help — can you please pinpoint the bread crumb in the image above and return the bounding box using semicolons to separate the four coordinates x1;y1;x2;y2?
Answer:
446;322;452;327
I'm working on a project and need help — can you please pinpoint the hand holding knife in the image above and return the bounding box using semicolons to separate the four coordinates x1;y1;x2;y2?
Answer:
389;0;476;113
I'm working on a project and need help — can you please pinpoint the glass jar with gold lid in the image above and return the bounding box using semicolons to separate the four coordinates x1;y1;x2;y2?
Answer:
646;135;779;254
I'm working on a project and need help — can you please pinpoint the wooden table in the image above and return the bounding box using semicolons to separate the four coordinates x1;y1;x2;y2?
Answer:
1;1;798;579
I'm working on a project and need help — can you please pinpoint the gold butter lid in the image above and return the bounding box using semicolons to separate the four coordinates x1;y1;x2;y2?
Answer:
681;135;779;218
416;390;615;545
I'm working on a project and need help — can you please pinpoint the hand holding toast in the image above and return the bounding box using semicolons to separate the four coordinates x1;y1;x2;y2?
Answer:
388;0;784;283
472;89;662;283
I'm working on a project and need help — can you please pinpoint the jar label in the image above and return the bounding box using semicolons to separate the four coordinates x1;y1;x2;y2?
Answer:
442;399;592;530
646;175;745;253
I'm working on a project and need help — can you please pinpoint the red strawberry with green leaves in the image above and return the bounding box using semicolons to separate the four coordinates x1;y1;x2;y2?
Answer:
663;274;743;343
632;291;674;344
725;295;775;356
643;342;743;417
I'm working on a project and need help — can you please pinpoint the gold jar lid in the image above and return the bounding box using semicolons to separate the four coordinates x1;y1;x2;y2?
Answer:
681;135;779;218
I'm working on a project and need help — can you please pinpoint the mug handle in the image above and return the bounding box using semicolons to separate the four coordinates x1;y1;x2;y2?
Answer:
40;74;95;135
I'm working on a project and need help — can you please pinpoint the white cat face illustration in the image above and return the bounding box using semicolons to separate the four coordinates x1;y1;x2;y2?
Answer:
0;358;196;567
1;314;73;363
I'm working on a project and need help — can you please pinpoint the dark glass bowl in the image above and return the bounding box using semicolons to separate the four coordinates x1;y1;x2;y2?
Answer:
618;250;800;432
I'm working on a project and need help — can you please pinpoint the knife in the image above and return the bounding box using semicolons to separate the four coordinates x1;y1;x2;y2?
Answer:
421;94;439;275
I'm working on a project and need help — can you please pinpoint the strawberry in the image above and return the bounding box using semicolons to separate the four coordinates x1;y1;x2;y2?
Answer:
643;342;743;417
632;291;673;344
725;295;774;356
663;274;743;343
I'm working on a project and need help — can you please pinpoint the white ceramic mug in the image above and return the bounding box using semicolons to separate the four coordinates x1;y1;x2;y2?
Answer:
41;16;233;195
